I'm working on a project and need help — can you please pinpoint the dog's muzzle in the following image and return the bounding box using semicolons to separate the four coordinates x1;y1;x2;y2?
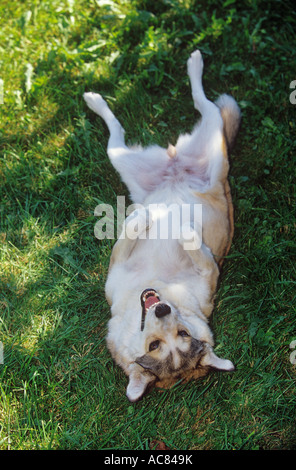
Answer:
140;289;172;331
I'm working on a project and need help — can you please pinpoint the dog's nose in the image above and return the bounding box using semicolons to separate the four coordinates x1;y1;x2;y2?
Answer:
155;303;171;318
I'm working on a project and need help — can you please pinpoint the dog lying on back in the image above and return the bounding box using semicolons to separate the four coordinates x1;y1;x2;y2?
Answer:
84;50;240;401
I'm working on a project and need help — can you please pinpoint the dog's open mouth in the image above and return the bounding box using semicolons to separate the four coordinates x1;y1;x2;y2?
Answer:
140;289;160;331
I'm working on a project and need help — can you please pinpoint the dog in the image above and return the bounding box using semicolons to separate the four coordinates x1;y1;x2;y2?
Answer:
84;50;241;402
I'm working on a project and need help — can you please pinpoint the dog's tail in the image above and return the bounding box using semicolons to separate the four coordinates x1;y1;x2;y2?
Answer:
215;94;241;151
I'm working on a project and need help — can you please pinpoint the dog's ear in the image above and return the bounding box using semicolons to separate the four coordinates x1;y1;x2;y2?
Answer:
200;347;235;371
126;367;156;402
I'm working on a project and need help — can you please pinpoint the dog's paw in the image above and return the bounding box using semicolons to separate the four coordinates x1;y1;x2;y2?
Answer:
179;222;201;251
83;92;108;115
125;208;152;240
187;50;204;81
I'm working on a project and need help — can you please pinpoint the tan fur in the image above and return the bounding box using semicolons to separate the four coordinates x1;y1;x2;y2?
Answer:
155;366;210;390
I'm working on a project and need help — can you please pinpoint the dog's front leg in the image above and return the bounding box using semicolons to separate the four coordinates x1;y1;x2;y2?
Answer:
178;223;219;317
110;208;152;265
179;223;219;277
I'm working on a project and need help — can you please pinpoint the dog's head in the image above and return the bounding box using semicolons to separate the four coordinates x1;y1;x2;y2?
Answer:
126;290;234;402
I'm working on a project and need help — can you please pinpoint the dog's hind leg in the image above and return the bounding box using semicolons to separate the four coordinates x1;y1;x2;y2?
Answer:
176;51;233;187
84;92;169;203
84;92;128;157
187;50;218;118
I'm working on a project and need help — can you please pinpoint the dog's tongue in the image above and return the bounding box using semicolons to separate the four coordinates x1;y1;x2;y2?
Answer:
141;289;160;312
145;295;160;311
140;289;160;332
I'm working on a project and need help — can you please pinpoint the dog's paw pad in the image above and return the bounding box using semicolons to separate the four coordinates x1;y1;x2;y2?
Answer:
187;50;203;78
83;92;107;112
180;223;201;250
125;209;152;239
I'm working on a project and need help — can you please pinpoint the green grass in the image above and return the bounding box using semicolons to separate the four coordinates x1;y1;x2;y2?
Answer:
0;0;296;450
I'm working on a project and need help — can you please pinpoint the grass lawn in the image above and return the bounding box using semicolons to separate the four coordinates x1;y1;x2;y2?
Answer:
0;0;296;450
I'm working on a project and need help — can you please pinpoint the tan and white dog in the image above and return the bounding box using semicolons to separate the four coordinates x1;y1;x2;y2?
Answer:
84;50;241;402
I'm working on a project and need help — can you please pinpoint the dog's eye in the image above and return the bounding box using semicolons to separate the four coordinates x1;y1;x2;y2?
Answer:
178;330;190;337
149;340;160;351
